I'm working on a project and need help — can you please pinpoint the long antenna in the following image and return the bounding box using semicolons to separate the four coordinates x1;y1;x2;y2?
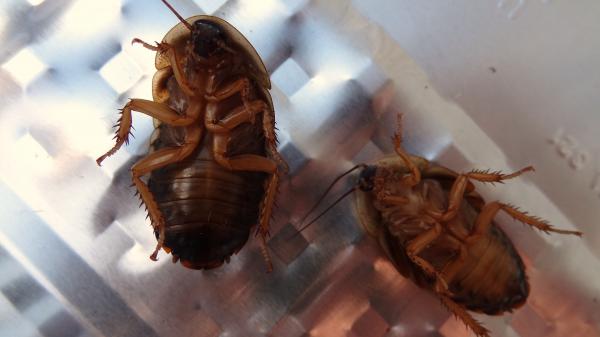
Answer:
294;187;357;236
160;0;193;31
298;164;367;225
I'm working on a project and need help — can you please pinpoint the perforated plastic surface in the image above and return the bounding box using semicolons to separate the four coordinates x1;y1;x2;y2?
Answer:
1;1;599;337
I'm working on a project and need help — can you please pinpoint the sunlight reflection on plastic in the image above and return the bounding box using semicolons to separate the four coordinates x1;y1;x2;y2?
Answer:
242;0;283;21
193;0;227;14
271;58;310;96
118;242;165;274
311;69;352;88
61;0;121;37
15;134;53;172
26;0;46;6
2;48;47;88
52;102;111;154
27;295;62;324
99;51;143;94
0;13;6;36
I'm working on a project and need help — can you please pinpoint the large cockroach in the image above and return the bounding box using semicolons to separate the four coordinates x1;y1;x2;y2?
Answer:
300;115;581;336
97;0;287;270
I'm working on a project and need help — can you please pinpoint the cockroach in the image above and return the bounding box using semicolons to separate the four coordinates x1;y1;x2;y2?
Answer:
300;115;581;336
97;0;287;270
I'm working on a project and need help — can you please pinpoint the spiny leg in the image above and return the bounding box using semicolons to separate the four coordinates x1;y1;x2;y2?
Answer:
436;200;580;301
132;38;196;97
131;38;160;51
471;201;582;237
206;77;255;122
261;102;289;174
207;97;287;235
206;78;251;103
427;166;535;222
212;136;279;272
256;170;280;273
379;194;410;206
436;243;468;294
132;130;201;260
255;101;287;271
97;99;197;165
403;221;451;293
439;295;490;337
97;97;203;260
374;114;414;206
209;103;286;272
207;77;288;271
206;100;266;133
392;114;421;187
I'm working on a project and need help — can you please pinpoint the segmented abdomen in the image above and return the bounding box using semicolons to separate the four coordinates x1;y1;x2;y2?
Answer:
451;226;529;314
379;179;529;314
148;133;266;269
146;70;270;269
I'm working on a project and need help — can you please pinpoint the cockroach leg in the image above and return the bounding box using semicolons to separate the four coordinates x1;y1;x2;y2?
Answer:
206;77;255;130
213;138;278;172
205;100;266;133
259;235;273;273
97;99;196;166
378;193;410;206
393;114;421;187
468;166;534;183
269;146;288;174
439;295;490;337
259;172;279;234
152;67;174;103
132;38;160;51
256;171;279;272
207;95;284;179
427;167;535;222
437;243;468;293
131;127;202;260
132;39;196;97
471;202;582;237
404;221;451;293
208;94;286;271
162;43;197;97
262;105;289;174
256;101;287;235
205;78;250;102
212;133;279;270
258;103;289;236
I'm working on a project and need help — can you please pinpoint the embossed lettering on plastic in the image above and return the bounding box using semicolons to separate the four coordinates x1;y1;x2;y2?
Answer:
548;128;600;199
548;128;589;171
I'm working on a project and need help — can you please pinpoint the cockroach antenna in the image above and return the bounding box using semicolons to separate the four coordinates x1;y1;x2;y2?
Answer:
160;0;193;31
298;164;367;225
292;164;367;238
295;187;356;235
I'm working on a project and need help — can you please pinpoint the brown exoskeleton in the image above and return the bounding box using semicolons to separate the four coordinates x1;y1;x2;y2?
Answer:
357;118;583;336
302;115;581;336
97;0;287;270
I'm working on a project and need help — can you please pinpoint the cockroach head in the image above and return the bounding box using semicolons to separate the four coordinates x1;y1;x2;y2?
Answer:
358;165;377;191
191;20;226;58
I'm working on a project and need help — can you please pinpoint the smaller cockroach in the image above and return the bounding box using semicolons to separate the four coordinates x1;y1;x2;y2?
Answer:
300;115;581;337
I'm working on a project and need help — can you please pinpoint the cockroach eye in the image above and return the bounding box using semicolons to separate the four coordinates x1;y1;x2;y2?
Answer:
192;20;225;58
358;165;377;191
